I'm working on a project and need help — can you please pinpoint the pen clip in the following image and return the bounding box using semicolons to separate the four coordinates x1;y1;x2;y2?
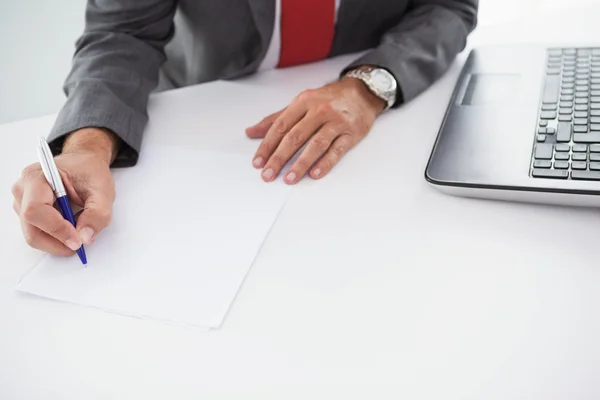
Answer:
37;137;65;195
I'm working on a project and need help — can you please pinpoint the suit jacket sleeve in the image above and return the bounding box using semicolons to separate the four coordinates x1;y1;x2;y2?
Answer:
48;0;177;167
343;0;478;107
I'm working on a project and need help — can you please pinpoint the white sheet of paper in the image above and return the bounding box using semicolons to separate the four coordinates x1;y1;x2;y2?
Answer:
16;145;292;328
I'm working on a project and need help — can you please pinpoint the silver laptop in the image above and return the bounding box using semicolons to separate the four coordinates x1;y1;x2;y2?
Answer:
426;45;600;207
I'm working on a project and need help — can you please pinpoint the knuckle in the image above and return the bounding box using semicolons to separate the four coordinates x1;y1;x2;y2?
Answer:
312;137;330;152
21;163;41;179
332;145;346;158
21;205;37;223
288;129;306;148
272;119;289;136
270;155;286;169
295;158;311;171
11;181;21;198
316;102;333;117
23;231;39;248
96;208;112;226
296;89;314;103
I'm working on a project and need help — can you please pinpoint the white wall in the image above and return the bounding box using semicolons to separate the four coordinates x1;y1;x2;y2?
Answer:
0;0;594;124
0;0;85;124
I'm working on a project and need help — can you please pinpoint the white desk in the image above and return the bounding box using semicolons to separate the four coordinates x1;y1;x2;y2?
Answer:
2;7;600;399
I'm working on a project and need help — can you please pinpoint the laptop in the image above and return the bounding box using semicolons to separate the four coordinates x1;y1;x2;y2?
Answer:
425;45;600;207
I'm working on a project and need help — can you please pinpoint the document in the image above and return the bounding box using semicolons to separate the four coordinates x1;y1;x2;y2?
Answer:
16;145;292;328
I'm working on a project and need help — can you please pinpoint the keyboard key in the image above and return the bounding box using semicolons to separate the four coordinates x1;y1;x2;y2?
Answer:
591;117;600;123
547;68;560;75
546;127;556;134
576;105;589;111
593;110;600;116
575;92;588;98
539;120;548;127
591;124;600;130
592;91;600;96
541;111;557;119
564;71;576;78
578;49;592;56
590;153;600;161
576;86;589;93
554;152;570;160
559;108;572;114
575;111;589;118
532;169;568;179
572;170;600;180
542;103;557;110
533;160;552;168
535;143;553;159
574;125;588;133
563;65;575;71
555;143;570;152
563;82;575;89
560;101;573;107
559;115;572;122
592;85;600;90
572;161;588;170
592;97;600;103
564;49;576;55
592;104;600;109
574;133;600;143
556;122;572;142
573;144;588;152
593;73;600;78
554;161;569;169
572;153;587;161
562;95;574;101
574;118;588;125
548;49;562;56
562;88;574;94
590;162;600;170
590;144;600;152
537;134;546;142
543;75;560;104
576;79;590;85
576;98;589;104
538;127;547;134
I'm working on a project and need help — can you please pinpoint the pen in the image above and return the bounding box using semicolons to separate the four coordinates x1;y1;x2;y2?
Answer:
37;137;87;265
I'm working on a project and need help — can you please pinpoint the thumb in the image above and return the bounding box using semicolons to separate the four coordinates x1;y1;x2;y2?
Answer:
76;194;113;244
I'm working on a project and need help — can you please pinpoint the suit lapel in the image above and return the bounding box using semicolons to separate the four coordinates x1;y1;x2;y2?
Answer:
245;0;276;73
332;0;366;56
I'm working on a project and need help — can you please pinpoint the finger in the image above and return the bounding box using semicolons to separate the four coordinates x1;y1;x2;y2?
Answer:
246;109;284;139
11;181;23;203
252;104;307;169
260;111;324;182
76;194;113;244
21;219;75;257
20;202;82;251
13;199;20;215
283;122;341;184
310;134;355;180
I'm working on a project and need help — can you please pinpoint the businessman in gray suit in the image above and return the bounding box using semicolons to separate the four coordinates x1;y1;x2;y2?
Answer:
12;0;477;256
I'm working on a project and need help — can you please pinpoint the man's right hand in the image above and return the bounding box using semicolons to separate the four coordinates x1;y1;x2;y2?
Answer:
12;128;119;256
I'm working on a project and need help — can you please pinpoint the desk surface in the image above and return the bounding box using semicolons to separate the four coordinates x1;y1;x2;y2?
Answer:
2;7;600;399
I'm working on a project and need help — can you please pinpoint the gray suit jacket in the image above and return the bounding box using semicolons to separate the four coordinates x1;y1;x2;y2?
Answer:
48;0;478;166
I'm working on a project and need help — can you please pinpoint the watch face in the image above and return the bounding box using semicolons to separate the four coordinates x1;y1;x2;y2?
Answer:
370;69;395;92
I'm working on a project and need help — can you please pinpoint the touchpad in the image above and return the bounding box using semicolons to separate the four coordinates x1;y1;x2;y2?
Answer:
460;74;520;106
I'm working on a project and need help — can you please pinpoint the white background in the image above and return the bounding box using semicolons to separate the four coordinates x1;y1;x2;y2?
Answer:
0;0;596;125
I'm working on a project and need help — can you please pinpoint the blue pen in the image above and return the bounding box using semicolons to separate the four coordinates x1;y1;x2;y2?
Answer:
37;137;87;265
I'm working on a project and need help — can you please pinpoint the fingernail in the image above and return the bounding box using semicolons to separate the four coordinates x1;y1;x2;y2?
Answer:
286;172;296;182
66;239;80;251
253;156;264;168
262;168;274;180
79;227;95;244
313;168;322;178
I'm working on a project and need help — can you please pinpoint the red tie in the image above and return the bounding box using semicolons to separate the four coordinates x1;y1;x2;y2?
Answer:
277;0;336;68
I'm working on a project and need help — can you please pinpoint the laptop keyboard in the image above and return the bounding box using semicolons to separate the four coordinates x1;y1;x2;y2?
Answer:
531;48;600;180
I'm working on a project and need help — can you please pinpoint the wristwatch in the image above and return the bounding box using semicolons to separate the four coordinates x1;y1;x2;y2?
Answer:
344;66;398;111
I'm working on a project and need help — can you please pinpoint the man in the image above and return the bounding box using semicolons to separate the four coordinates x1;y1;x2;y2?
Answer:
12;0;478;256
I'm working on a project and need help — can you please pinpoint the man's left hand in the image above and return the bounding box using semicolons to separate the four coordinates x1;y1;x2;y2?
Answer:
246;77;386;184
